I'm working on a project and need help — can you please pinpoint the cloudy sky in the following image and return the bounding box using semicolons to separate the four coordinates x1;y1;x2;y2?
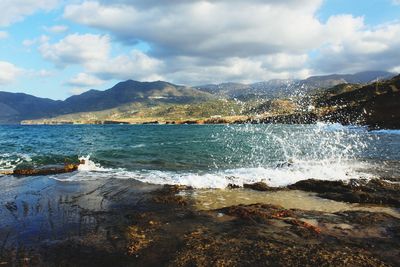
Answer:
0;0;399;99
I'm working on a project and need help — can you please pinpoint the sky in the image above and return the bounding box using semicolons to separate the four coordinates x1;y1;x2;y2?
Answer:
0;0;399;100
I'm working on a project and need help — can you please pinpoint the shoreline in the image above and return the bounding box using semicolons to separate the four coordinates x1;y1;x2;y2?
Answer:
0;174;399;266
18;115;400;130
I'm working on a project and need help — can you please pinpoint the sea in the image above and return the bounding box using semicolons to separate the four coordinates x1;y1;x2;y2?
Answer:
1;123;399;188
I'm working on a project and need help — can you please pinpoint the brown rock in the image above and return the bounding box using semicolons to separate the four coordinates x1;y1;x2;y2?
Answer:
12;163;79;176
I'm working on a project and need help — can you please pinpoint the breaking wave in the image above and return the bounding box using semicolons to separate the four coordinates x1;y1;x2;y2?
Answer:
51;123;377;188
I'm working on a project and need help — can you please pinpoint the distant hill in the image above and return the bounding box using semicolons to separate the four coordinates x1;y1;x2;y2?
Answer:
315;74;400;128
195;80;298;98
0;80;214;123
0;92;61;123
61;80;213;113
303;71;395;89
195;71;396;98
1;71;398;125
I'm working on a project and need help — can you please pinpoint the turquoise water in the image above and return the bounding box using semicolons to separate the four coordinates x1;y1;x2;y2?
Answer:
0;124;399;188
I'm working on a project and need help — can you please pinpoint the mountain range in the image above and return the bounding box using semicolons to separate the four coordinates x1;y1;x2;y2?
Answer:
0;70;396;124
195;71;395;98
0;81;213;123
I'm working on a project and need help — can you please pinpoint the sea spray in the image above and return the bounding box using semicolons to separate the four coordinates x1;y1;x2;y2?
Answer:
0;124;391;188
78;155;111;172
55;123;376;188
0;153;32;172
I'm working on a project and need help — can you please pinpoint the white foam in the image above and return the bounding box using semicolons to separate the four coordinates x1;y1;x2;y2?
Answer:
371;129;400;135
52;123;377;188
0;153;32;172
133;160;373;188
131;144;146;148
53;157;374;189
77;155;112;172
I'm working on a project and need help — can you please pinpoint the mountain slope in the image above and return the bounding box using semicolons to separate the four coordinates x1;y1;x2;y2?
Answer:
195;71;396;98
0;80;214;123
0;92;61;123
62;80;213;113
316;74;400;128
303;71;395;89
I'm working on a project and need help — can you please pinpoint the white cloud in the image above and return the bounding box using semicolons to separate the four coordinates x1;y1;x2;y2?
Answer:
0;31;8;39
44;25;69;34
39;33;164;83
39;33;110;67
0;61;22;84
64;1;324;58
88;50;164;81
314;17;400;73
162;56;311;84
0;0;59;27
67;72;105;87
59;0;400;83
23;35;50;47
37;69;53;78
69;87;89;95
63;0;323;83
392;0;400;5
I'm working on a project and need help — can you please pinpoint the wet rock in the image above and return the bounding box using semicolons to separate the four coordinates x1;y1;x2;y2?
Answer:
177;120;199;125
203;118;229;124
256;112;319;124
219;203;294;223
142;121;159;124
227;183;241;189
127;225;154;255
1;177;400;266
243;182;278;191
12;163;79;176
152;195;188;206
289;178;400;207
5;201;17;212
171;227;388;267
151;185;192;206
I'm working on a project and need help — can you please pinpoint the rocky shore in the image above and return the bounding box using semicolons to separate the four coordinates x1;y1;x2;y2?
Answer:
0;172;399;266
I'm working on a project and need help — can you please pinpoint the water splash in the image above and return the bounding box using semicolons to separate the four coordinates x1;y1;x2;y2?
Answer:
0;153;32;171
52;123;377;188
205;122;376;187
78;155;111;172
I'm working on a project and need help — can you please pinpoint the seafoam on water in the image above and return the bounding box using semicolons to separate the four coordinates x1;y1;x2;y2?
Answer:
52;156;374;189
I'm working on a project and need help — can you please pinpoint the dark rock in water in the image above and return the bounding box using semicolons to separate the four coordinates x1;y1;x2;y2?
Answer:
103;120;130;125
142;121;159;124
151;185;193;206
257;112;318;124
177;120;198;125
203;117;229;124
243;182;277;191
227;183;241;189
289;178;400;207
276;160;293;168
12;163;79;176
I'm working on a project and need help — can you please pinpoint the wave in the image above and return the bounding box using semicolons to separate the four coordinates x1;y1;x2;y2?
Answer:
0;153;32;171
52;156;374;188
131;144;146;148
371;129;400;135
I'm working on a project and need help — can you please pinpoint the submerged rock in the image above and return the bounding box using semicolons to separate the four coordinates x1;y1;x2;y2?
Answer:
1;177;400;266
243;182;278;191
289;178;400;207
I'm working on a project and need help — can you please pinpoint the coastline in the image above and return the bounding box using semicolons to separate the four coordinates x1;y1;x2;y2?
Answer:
1;174;399;266
19;112;400;129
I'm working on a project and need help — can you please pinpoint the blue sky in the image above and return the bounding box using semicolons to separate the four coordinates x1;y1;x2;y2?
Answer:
0;0;399;100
